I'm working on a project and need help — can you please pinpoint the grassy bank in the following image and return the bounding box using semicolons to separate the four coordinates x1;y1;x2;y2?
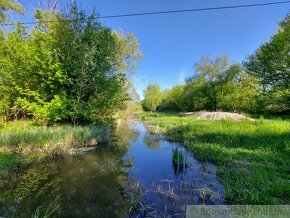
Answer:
0;120;110;172
139;112;290;204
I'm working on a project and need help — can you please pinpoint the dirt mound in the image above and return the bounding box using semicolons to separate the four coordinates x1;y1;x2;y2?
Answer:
180;111;252;121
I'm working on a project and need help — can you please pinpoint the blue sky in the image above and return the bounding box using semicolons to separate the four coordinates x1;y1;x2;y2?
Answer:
15;0;290;98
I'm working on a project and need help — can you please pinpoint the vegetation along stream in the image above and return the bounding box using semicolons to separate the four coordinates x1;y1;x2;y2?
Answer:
0;121;226;217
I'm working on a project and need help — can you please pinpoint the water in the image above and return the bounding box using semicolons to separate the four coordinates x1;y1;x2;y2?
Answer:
0;121;225;217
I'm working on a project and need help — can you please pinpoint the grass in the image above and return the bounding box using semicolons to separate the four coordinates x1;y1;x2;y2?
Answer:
32;206;59;218
139;112;290;204
0;120;110;171
172;147;186;165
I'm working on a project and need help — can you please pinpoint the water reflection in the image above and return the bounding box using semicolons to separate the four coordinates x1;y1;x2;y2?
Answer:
126;121;226;213
0;140;130;217
115;121;140;146
143;133;161;150
0;121;226;217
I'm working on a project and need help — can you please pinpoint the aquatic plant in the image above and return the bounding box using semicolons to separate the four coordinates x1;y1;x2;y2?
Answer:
31;206;59;218
172;147;186;165
167;183;178;201
156;184;165;195
196;186;220;204
128;181;147;214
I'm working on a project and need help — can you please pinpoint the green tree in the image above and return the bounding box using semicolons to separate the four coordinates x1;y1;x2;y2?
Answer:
180;58;258;113
218;64;258;112
186;55;229;111
244;13;290;113
194;55;229;111
159;85;185;111
0;3;142;124
143;84;163;112
182;76;209;111
0;23;68;123
48;3;141;124
0;0;24;23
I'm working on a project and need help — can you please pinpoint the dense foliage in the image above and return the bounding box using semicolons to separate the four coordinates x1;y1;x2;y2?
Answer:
0;3;142;125
244;13;290;113
142;84;163;112
143;13;289;114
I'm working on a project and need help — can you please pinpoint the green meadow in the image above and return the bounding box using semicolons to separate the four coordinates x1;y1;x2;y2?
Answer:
139;112;290;204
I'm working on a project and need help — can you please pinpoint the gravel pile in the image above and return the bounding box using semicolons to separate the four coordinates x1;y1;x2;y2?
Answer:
180;111;253;121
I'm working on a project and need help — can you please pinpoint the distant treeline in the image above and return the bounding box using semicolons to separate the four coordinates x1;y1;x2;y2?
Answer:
0;2;142;125
143;13;289;114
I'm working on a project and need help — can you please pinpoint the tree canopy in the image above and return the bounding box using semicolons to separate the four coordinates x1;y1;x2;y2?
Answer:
0;3;142;124
142;84;163;112
244;13;290;113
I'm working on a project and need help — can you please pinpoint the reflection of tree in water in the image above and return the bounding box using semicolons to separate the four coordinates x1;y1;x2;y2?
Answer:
59;149;129;217
114;121;140;147
0;161;62;217
0;143;132;217
143;133;161;150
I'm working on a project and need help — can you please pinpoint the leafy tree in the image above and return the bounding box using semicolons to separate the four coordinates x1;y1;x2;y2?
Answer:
244;13;290;113
182;76;209;111
0;0;24;23
185;55;230;111
218;64;258;112
159;85;185;111
191;55;229;111
0;3;142;124
159;58;258;113
143;84;163;112
0;23;68;123
48;4;141;124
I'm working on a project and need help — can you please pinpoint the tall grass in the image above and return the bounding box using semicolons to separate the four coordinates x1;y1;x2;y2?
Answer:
0;120;110;170
139;112;290;204
0;120;110;155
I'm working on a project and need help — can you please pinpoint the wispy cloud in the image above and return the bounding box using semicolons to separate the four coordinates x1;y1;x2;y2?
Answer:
178;71;187;84
132;75;149;100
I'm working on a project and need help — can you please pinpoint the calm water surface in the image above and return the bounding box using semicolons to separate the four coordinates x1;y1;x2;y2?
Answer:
0;121;225;217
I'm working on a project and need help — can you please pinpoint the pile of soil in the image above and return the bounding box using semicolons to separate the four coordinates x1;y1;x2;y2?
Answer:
180;111;252;121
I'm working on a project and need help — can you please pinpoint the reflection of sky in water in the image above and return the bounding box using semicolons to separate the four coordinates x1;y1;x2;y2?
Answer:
0;121;226;217
125;121;226;213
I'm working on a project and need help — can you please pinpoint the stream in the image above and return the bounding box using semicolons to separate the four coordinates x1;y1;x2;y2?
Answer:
0;121;226;217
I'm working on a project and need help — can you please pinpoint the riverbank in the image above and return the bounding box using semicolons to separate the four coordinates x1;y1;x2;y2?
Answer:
138;112;290;204
0;120;110;172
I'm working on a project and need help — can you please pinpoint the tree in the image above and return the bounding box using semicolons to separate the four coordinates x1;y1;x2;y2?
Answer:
218;64;258;112
187;55;229;111
159;85;185;111
0;23;68;122
0;0;24;23
244;12;290;113
182;76;209;111
143;84;163;112
48;3;141;124
0;3;142;124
